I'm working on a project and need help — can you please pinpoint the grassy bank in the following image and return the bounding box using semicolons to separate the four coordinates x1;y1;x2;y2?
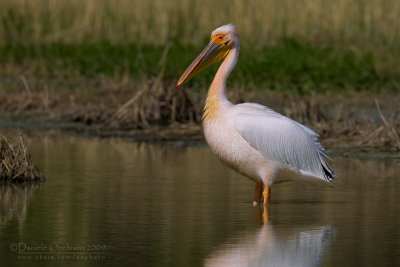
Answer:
1;39;398;93
1;0;400;92
1;85;400;151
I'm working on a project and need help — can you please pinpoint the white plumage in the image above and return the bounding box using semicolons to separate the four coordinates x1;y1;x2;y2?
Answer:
229;103;334;182
177;24;335;207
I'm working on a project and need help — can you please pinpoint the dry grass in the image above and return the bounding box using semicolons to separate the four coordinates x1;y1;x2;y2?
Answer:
0;134;44;182
107;45;202;128
1;0;399;51
1;75;400;150
280;94;400;151
108;78;201;129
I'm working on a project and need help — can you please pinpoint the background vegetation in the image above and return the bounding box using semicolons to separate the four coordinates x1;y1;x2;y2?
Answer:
1;0;399;47
1;0;400;92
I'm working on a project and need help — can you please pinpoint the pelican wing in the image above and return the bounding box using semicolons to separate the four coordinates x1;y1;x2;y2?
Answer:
228;103;335;182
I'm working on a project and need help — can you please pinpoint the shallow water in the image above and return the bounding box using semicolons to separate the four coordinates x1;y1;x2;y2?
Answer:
0;131;399;267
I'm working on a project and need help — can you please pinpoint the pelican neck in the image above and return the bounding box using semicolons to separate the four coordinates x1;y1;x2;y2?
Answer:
208;46;238;99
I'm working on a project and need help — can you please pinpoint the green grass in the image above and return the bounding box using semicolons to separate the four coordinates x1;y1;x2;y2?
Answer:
1;39;397;93
1;0;400;93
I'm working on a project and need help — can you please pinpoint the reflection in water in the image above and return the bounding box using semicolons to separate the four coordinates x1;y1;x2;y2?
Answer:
0;131;398;267
206;215;333;267
0;183;39;231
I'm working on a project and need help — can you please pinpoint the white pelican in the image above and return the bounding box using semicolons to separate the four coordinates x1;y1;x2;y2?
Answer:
176;24;335;208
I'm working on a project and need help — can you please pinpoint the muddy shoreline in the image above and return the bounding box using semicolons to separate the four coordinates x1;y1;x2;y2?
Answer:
0;82;399;152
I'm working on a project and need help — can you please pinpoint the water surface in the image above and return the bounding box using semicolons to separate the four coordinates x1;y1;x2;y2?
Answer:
0;131;399;266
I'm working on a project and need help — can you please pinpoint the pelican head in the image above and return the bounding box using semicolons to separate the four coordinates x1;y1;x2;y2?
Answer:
176;24;239;88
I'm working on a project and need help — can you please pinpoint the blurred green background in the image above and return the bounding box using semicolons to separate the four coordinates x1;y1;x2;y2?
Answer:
1;0;400;92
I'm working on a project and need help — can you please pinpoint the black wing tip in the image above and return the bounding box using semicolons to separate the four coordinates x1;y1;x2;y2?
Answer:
323;164;336;181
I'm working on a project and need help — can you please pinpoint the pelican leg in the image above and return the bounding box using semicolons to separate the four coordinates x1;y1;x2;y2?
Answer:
253;181;263;206
262;205;270;224
263;185;271;207
261;185;271;224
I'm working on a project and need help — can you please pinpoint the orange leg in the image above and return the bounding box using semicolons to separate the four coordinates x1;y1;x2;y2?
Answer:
262;205;270;224
263;185;271;208
262;185;271;224
253;181;263;206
